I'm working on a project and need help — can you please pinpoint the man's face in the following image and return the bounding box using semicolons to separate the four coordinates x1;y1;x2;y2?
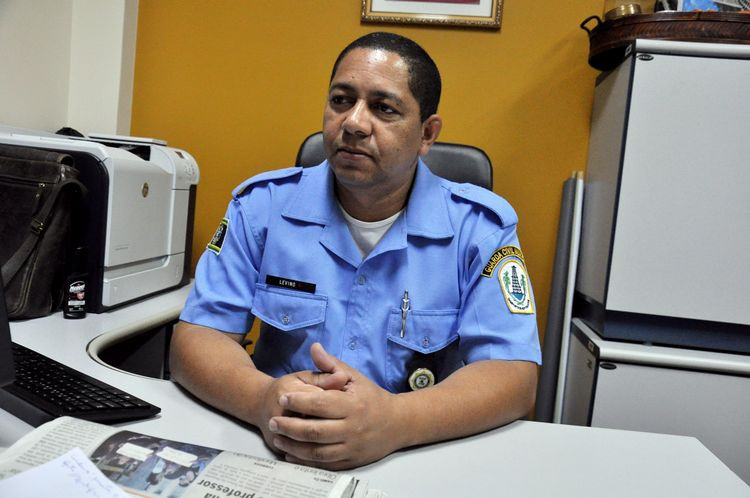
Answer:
323;48;433;196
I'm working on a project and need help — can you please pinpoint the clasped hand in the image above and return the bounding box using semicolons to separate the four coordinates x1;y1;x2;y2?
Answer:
259;343;401;470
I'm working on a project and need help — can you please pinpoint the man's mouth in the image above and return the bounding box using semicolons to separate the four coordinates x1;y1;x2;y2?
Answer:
337;146;372;159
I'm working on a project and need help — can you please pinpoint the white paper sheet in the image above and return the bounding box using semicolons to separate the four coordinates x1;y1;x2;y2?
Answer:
0;446;129;498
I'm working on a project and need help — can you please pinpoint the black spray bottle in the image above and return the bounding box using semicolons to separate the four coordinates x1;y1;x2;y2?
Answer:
63;246;88;319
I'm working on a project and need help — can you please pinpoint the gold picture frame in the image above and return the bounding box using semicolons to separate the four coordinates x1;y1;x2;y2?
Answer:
361;0;503;30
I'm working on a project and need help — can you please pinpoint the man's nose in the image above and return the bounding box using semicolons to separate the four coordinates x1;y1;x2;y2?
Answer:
342;100;371;137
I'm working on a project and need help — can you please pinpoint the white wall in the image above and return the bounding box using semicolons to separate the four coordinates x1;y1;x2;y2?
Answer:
0;0;73;132
0;0;138;135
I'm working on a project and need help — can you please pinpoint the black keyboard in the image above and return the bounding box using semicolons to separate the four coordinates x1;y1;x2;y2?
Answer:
0;342;160;426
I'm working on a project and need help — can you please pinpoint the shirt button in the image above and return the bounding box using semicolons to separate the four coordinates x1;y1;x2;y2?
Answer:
349;340;357;350
281;314;290;325
357;275;366;285
422;337;430;347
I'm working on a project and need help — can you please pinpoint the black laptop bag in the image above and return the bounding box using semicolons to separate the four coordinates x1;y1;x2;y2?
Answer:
0;143;86;319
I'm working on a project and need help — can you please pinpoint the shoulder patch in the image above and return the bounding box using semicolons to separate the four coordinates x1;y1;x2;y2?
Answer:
207;218;228;255
232;166;303;197
481;245;534;315
449;184;518;227
498;259;534;314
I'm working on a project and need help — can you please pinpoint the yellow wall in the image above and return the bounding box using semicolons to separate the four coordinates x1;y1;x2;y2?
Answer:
131;0;602;345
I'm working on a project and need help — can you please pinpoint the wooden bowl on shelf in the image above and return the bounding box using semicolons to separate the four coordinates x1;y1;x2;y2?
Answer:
581;11;750;70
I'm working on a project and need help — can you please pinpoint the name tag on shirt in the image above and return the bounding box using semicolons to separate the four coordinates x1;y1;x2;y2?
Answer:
265;275;316;294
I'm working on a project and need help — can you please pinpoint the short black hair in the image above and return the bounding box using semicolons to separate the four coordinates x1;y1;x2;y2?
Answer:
330;32;441;122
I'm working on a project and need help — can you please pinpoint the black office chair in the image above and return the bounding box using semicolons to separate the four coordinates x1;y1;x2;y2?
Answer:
295;132;493;190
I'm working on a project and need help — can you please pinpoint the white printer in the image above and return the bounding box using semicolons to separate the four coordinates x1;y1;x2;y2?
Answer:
0;127;199;312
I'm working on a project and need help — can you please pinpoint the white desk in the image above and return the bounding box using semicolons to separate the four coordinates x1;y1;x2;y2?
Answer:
2;288;748;497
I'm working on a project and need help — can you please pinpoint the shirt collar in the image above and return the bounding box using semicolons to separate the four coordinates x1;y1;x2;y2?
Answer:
405;159;454;239
282;160;454;240
281;163;338;224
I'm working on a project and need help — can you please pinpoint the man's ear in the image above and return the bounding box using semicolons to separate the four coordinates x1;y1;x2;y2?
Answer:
419;114;443;156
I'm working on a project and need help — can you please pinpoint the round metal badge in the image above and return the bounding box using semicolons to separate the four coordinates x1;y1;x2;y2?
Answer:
408;368;435;391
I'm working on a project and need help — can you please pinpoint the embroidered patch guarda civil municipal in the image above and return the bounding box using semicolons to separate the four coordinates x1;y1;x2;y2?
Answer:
481;245;534;314
207;218;228;255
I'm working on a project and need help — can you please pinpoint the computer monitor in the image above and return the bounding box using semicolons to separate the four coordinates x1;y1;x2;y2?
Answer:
0;274;16;387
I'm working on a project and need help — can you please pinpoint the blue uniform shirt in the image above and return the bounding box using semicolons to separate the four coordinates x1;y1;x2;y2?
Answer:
181;160;541;393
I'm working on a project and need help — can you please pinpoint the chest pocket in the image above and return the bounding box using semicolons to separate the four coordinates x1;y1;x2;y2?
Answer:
385;309;460;393
252;284;327;331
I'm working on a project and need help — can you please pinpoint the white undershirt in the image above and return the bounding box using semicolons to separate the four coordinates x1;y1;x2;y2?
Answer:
339;203;403;258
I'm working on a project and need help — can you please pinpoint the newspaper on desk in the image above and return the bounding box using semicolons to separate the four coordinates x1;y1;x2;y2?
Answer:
0;417;385;498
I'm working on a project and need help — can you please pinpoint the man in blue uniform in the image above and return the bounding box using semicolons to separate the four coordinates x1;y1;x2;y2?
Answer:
171;32;540;470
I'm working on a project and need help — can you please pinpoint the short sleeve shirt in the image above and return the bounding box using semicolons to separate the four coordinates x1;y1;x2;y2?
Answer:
181;161;541;393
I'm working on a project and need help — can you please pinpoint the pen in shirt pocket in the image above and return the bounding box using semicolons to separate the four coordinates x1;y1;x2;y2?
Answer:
400;290;410;338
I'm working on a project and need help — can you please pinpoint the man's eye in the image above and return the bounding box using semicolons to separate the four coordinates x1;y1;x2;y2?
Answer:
330;95;350;106
375;103;396;115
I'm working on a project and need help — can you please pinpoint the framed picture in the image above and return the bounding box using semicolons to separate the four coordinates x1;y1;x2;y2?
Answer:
361;0;503;29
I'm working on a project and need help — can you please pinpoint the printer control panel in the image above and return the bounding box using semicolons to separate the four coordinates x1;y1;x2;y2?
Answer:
172;149;200;187
149;147;200;190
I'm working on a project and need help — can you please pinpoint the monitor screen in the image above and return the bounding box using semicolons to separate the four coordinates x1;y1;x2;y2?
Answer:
0;274;16;387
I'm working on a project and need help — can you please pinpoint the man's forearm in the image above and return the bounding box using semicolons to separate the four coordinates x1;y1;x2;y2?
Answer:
169;321;273;427
391;359;537;449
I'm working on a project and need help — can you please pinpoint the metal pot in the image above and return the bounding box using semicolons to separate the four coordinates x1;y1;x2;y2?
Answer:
604;2;642;21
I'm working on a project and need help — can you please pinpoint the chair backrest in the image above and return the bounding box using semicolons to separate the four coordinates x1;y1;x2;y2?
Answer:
295;132;493;190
